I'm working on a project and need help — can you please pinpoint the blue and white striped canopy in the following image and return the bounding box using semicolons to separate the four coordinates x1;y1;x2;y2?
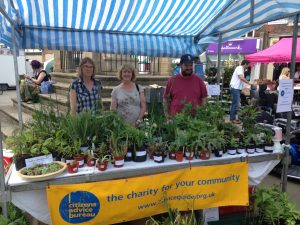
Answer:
1;0;300;57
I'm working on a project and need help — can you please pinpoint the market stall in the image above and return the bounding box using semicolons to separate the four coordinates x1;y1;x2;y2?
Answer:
1;0;300;224
7;151;282;224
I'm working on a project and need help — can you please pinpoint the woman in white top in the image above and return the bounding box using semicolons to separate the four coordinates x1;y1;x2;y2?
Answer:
110;64;146;126
279;67;290;80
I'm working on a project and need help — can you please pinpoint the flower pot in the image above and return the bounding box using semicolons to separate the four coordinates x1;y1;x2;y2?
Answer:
86;158;96;167
168;152;176;160
14;154;31;171
237;147;246;154
227;148;237;155
74;155;85;168
175;151;184;162
214;149;223;157
246;146;255;154
185;151;194;160
255;145;264;153
199;149;211;160
148;145;155;160
264;143;274;153
134;147;147;162
97;161;108;171
153;153;164;163
114;156;125;168
67;161;79;174
125;145;134;161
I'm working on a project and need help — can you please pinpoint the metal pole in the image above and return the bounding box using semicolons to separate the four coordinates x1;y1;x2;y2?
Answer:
0;122;8;218
217;33;222;85
281;14;299;192
250;0;254;24
11;24;23;129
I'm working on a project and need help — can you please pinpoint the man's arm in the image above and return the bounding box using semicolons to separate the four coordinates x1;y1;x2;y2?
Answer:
238;74;250;85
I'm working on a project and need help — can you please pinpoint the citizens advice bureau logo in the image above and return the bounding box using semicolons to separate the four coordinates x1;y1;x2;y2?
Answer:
59;191;100;224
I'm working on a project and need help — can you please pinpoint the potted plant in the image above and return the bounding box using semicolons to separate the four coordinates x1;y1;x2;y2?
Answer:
110;132;128;168
227;136;238;155
96;155;111;171
244;134;256;154
174;129;188;162
264;130;274;153
167;141;177;160
237;133;246;154
67;160;79;174
86;151;96;167
153;138;165;163
133;128;147;162
185;143;194;160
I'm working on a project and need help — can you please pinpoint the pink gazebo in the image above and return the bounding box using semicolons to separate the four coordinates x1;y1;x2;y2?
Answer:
245;37;300;63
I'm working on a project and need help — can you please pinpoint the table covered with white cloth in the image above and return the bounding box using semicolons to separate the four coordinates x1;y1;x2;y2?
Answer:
7;150;282;225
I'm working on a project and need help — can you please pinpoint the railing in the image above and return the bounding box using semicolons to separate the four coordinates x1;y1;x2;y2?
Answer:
59;51;160;74
60;51;82;72
98;54;160;74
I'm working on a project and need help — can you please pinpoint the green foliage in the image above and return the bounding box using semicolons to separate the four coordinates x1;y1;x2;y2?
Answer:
146;208;204;225
253;186;300;225
0;203;28;225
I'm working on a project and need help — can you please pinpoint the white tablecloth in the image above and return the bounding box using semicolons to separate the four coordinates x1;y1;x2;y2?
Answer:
9;152;281;225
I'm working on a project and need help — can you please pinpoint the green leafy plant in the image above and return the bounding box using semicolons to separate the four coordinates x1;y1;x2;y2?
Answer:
253;186;300;225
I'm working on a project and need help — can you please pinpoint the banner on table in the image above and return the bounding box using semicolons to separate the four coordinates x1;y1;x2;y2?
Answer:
47;162;248;225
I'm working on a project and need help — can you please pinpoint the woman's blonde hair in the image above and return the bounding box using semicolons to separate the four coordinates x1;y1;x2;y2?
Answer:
280;67;290;76
118;64;136;81
78;57;96;80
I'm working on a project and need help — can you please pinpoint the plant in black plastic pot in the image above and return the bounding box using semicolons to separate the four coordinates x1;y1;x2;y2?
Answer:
133;128;147;162
244;133;256;154
153;138;165;163
263;130;274;153
227;136;238;155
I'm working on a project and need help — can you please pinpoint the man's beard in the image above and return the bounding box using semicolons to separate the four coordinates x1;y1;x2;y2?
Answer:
182;69;193;76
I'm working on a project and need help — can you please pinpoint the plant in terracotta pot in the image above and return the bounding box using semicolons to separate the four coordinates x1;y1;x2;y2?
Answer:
67;160;79;174
174;129;188;162
167;141;177;160
110;132;128;168
96;154;111;171
86;152;96;167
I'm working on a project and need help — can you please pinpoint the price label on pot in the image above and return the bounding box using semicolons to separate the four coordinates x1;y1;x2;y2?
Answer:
25;154;53;168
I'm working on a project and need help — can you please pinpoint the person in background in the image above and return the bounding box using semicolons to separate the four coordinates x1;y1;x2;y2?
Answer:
163;54;207;119
279;67;290;80
229;59;251;124
110;64;146;127
20;60;50;102
69;57;102;115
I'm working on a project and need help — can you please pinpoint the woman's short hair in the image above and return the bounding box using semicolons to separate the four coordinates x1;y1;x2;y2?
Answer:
281;67;290;75
118;64;136;81
30;60;42;69
78;57;96;80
